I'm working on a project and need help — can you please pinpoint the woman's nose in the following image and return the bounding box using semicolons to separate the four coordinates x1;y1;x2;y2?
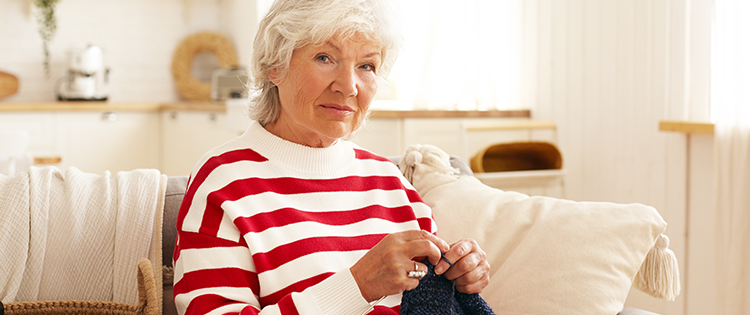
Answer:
330;67;358;97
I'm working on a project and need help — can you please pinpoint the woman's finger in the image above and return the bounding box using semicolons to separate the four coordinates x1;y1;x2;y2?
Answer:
402;230;450;253
454;261;491;294
434;239;478;275
407;261;428;279
433;239;491;294
350;230;447;301
403;237;443;266
442;250;481;280
452;258;489;285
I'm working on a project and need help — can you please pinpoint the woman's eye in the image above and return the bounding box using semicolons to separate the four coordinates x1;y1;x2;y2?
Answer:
360;64;375;72
316;55;330;62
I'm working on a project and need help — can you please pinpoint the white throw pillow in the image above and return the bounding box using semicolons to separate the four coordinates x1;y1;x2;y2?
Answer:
400;144;672;315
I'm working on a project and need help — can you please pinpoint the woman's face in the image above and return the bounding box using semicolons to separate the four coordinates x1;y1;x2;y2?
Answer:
266;35;382;148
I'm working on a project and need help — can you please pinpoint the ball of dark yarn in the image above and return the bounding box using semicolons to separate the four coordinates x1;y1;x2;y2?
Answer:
400;258;495;315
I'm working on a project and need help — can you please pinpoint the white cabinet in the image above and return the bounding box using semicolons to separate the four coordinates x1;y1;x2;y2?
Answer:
55;111;160;174
0;112;58;157
352;116;565;198
160;110;240;176
351;118;404;157
3;109;561;198
1;109;239;177
352;117;553;160
1;111;161;175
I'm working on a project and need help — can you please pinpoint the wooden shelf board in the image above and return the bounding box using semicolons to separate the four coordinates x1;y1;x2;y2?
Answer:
1;102;531;118
369;109;530;119
465;120;556;131
659;120;715;135
0;102;163;112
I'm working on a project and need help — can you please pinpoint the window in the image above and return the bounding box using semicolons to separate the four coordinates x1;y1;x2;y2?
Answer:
386;0;524;110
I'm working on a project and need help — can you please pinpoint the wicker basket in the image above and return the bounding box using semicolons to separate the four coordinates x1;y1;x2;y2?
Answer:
2;260;158;315
470;141;562;173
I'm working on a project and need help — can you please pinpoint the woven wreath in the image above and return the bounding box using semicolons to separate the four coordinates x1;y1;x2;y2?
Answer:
171;31;238;101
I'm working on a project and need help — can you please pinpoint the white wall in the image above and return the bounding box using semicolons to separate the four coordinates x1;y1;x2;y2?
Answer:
522;0;712;314
0;0;261;103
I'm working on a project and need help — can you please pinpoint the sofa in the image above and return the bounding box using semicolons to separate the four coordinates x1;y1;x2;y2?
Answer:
159;156;662;315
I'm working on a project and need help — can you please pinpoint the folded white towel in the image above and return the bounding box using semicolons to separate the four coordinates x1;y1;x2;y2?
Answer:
0;170;30;302
0;166;165;305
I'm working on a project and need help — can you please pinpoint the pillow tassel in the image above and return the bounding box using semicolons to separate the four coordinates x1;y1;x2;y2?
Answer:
633;234;681;301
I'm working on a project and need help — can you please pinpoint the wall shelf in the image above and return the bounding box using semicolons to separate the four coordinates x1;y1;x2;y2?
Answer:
0;102;531;118
659;120;715;135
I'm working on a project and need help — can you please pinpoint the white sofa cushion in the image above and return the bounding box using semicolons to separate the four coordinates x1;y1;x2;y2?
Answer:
400;145;669;315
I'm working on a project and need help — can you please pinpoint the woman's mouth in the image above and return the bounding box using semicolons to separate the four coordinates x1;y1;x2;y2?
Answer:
320;103;355;117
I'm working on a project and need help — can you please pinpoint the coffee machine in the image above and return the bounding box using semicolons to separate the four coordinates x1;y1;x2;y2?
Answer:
57;45;109;101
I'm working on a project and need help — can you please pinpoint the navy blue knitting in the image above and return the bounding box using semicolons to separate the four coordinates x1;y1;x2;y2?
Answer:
400;257;495;315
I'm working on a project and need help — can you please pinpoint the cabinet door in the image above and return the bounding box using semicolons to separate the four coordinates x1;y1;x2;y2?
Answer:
55;111;160;174
402;118;466;158
0;112;58;156
350;118;403;157
403;117;551;161
160;111;240;176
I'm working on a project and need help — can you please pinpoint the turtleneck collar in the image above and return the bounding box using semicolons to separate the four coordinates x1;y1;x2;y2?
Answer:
239;121;356;175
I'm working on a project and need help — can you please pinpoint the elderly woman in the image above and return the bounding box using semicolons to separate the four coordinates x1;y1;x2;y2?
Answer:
173;0;490;314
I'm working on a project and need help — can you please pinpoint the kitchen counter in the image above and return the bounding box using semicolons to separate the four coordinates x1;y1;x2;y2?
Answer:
0;102;217;112
0;101;530;118
0;101;537;177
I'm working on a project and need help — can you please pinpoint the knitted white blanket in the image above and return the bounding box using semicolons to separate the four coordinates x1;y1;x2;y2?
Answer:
0;166;166;305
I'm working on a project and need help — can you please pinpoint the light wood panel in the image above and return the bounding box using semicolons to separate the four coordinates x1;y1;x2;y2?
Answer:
659;120;715;134
0;102;529;119
463;120;556;132
0;102;163;112
368;109;530;119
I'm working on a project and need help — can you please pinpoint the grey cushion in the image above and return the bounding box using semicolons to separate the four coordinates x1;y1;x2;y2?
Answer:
162;176;188;271
163;176;188;315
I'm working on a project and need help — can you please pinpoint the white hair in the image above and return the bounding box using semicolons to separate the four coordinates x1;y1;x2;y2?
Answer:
247;0;403;126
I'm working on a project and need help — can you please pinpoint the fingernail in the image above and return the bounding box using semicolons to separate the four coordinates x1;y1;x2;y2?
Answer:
434;264;445;275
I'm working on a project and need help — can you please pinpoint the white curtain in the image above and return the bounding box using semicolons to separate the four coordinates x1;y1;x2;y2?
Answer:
711;0;750;313
387;0;523;110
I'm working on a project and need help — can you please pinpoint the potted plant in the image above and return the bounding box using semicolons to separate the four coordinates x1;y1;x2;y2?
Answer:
35;0;60;77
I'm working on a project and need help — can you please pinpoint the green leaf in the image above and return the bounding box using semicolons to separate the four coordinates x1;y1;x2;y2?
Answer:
34;0;60;78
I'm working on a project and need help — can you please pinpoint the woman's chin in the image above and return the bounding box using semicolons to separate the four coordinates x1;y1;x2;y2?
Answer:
318;130;350;146
321;122;355;138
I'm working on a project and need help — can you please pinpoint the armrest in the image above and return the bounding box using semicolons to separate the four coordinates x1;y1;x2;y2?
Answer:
162;176;189;272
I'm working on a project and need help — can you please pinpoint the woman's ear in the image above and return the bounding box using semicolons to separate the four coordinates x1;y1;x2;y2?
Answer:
269;68;282;85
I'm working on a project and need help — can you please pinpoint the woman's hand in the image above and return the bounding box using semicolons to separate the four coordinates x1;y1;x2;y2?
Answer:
434;239;491;294
350;230;450;302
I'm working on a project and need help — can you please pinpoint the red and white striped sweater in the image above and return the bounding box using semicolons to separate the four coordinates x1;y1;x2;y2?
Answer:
173;121;436;315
